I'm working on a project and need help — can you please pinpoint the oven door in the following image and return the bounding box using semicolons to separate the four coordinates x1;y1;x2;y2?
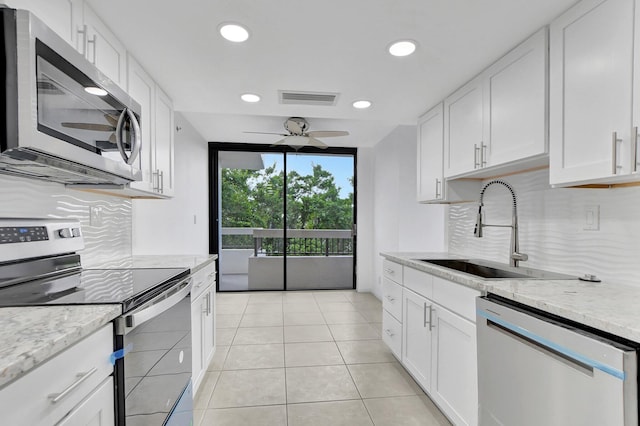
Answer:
114;278;192;425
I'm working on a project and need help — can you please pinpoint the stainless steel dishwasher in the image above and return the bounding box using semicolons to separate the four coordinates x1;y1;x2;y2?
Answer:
477;295;639;426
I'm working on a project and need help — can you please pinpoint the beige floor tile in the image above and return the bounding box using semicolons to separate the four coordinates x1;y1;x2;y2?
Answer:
285;342;344;367
318;302;358;312
223;344;284;370
240;313;283;327
209;368;286;408
348;363;418;398
217;293;250;303
215;303;247;315
200;405;287;426
417;394;453;425
343;292;380;303
337;340;396;364
323;311;368;325
248;293;284;304
364;395;452;426
287;400;373;426
193;408;206;426
328;323;380;341
193;371;221;409
283;302;321;313
216;314;242;328
282;292;317;303
207;345;230;371
359;309;383;323
313;292;350;302
216;328;236;346
286;365;360;403
244;303;284;314
284;311;326;326
352;300;383;311
232;326;283;345
284;325;333;343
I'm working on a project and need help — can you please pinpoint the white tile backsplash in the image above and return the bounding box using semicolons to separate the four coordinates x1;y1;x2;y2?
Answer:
0;174;131;266
448;169;640;287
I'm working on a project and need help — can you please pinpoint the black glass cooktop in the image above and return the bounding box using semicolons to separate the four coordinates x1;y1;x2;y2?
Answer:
0;268;189;312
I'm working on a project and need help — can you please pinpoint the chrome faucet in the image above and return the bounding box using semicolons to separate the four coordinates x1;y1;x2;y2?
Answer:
473;179;528;267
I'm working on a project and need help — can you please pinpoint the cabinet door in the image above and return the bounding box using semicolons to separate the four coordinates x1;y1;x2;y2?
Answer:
191;290;206;394
83;4;127;87
154;87;175;196
202;286;216;368
8;0;80;47
401;288;432;393
417;103;444;202
56;377;115;426
484;28;548;167
550;0;634;186
127;55;156;192
444;76;484;177
431;306;478;426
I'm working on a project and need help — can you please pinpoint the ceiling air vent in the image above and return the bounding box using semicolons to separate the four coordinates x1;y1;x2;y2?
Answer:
279;90;339;106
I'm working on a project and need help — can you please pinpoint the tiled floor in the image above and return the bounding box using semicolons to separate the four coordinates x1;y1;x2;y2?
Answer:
194;290;452;426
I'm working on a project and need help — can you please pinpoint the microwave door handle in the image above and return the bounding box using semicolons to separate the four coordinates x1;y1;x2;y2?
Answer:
125;279;192;329
115;108;141;165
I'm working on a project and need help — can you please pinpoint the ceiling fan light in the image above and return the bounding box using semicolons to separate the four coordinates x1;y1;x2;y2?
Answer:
219;23;250;42
388;40;417;57
241;93;261;103
352;100;372;109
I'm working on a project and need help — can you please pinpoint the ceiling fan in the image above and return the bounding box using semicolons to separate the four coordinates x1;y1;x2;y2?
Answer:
244;117;349;149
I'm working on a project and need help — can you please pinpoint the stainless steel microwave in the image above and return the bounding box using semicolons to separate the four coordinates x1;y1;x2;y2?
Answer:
0;8;142;185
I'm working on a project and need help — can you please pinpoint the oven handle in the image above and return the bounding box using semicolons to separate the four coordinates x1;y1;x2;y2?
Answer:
125;278;192;330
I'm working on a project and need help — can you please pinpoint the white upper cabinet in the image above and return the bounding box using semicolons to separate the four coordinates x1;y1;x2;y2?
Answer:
81;3;127;87
484;28;548;168
442;28;548;180
6;0;81;47
154;87;176;197
550;0;637;186
417;104;444;202
444;77;484;178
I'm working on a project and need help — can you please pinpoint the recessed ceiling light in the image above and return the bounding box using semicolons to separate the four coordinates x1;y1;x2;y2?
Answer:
84;86;108;96
388;40;417;57
352;100;372;109
219;23;250;42
241;93;261;103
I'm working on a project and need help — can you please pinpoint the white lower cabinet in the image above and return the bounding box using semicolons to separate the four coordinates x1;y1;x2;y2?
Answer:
191;263;217;394
431;304;478;426
56;377;115;426
382;310;402;359
402;288;433;393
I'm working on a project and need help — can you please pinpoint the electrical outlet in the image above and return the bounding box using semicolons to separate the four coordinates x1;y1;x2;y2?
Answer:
583;205;600;231
90;206;103;227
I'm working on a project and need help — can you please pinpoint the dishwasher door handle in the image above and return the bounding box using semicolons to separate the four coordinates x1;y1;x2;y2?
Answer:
478;308;625;380
125;278;192;329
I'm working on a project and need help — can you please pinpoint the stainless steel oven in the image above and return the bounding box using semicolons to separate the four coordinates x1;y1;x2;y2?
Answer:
0;8;142;185
0;219;193;425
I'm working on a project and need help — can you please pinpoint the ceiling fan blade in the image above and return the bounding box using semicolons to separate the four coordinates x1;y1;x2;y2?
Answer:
244;131;288;136
104;114;119;126
307;130;349;138
61;122;117;132
270;138;289;146
307;137;328;149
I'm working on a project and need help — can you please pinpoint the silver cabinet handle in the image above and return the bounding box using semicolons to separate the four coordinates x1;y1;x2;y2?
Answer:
384;268;394;274
481;142;487;167
201;293;209;314
474;144;480;169
634;127;639;173
435;178;441;199
159;170;164;193
125;279;191;329
48;367;97;404
384;329;394;337
208;292;212;315
423;302;428;327
87;34;97;64
612;131;622;174
385;295;395;302
76;25;87;56
428;305;435;331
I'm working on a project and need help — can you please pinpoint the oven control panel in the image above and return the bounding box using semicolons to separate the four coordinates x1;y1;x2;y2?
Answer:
0;226;49;244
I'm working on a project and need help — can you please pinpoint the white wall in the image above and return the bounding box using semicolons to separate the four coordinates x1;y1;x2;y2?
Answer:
356;147;375;293
369;125;447;298
132;112;209;255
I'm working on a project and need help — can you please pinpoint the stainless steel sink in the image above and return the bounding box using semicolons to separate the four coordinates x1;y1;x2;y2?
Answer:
414;258;576;280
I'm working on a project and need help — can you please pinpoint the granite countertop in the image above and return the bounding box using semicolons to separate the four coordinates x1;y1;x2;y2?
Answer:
0;304;121;389
92;254;217;274
382;252;640;343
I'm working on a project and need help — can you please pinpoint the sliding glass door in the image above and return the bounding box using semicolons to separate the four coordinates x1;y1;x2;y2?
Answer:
212;143;356;292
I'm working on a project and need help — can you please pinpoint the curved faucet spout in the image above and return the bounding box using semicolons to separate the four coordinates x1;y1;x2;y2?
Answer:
474;179;528;267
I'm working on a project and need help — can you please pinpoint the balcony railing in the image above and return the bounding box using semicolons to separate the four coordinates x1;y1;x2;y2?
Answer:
221;227;353;257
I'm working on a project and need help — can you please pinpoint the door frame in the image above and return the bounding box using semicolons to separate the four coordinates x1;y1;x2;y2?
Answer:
208;142;358;292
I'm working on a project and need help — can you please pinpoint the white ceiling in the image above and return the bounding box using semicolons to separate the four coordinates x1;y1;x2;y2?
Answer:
87;0;577;148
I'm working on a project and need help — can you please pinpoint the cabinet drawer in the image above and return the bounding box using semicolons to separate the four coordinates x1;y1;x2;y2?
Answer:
0;323;114;426
382;278;403;321
382;310;402;360
382;260;403;284
191;261;216;299
432;275;481;322
404;267;433;299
